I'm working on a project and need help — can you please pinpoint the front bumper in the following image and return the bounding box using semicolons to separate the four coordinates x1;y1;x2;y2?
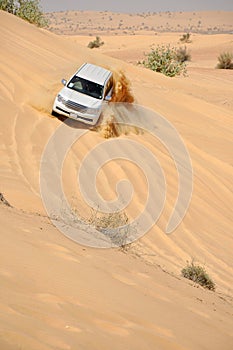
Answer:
52;100;101;126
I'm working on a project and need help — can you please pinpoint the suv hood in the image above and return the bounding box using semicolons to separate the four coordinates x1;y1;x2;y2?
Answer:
59;87;102;108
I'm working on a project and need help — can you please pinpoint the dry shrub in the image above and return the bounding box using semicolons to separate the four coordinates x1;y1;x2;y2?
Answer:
216;52;233;69
88;36;104;49
182;261;215;291
180;33;191;43
176;46;191;63
75;206;131;249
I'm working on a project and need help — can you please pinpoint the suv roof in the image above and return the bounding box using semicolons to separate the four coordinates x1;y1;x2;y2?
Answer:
76;63;112;86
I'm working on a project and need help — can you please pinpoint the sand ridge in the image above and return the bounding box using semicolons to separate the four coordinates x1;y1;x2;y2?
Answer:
0;10;233;350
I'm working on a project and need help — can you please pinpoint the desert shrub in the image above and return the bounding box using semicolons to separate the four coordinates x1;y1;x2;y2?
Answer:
140;45;187;77
181;261;215;291
0;0;48;27
0;0;15;13
216;52;233;69
69;192;132;250
78;207;131;249
176;46;191;63
18;0;49;28
88;36;104;49
180;33;191;43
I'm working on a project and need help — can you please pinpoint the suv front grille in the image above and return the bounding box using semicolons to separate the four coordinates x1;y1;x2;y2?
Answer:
65;100;87;113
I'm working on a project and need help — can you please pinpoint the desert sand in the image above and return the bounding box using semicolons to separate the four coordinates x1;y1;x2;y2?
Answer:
46;10;233;35
0;10;233;350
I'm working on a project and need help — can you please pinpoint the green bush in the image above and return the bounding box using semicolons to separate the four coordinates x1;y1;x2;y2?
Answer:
181;261;215;291
88;36;104;49
216;52;233;69
0;0;48;27
140;45;187;77
0;0;15;13
180;33;191;43
176;46;191;63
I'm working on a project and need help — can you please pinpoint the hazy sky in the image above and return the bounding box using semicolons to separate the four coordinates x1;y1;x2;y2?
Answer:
40;0;233;13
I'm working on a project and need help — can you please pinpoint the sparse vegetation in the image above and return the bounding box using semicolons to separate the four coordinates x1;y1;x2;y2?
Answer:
140;45;187;77
0;0;48;27
92;209;132;250
180;32;192;43
87;36;104;49
176;46;191;63
181;261;215;291
0;0;15;13
73;205;132;249
216;52;233;69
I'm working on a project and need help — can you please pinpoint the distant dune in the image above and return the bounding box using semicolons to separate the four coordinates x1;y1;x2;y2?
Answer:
0;10;233;350
68;31;233;69
46;10;233;35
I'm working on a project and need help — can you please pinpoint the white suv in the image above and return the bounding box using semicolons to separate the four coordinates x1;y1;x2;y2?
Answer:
52;63;113;125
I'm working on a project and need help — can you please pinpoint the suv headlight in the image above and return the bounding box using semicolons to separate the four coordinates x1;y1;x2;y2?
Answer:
86;107;100;115
57;94;67;104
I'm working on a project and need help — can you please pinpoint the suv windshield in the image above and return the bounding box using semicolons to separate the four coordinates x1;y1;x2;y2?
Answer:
67;76;104;100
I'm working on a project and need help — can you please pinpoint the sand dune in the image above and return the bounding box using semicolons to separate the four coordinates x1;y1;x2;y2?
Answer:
0;10;233;350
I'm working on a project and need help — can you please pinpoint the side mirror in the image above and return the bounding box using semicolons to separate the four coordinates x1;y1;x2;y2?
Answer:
61;79;67;86
105;95;111;102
